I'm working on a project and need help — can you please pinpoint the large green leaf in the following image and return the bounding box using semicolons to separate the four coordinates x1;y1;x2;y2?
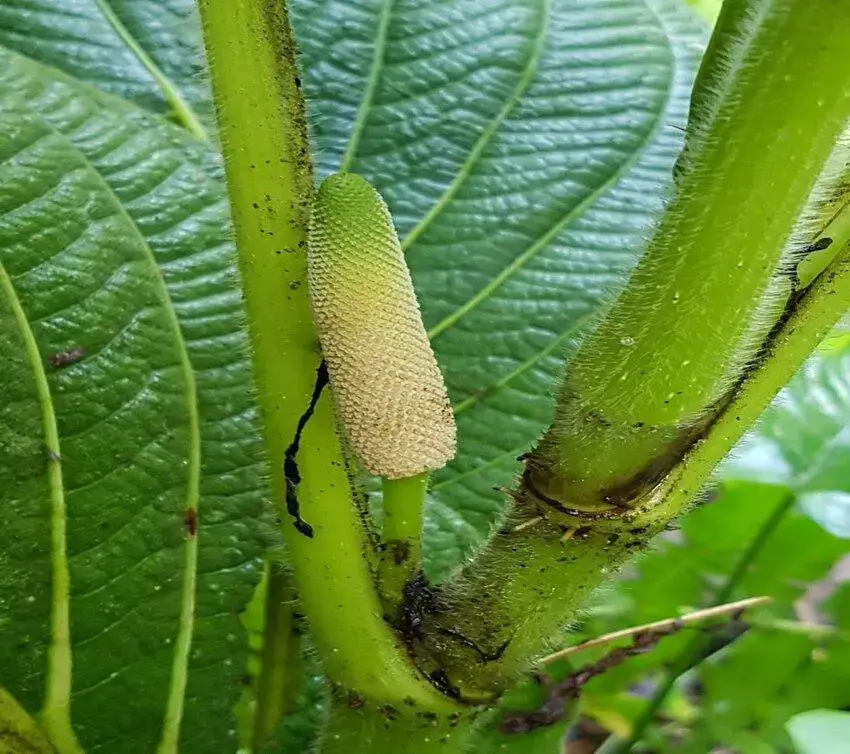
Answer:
0;49;267;752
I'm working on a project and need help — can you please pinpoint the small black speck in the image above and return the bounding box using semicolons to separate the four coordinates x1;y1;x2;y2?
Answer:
805;236;833;253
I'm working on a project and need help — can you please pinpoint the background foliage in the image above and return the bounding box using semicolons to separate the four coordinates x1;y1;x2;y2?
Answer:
0;0;847;751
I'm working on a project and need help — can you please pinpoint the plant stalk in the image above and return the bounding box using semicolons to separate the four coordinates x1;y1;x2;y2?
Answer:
408;220;850;703
528;0;850;510
252;564;302;746
197;0;455;713
378;473;428;612
406;0;850;700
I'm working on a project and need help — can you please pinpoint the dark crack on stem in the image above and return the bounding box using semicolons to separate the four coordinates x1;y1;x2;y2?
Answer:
283;360;329;538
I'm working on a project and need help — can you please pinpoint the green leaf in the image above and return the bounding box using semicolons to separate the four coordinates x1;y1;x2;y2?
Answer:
725;347;850;538
574;480;850;750
287;0;705;578
0;0;213;136
787;710;850;754
0;49;267;752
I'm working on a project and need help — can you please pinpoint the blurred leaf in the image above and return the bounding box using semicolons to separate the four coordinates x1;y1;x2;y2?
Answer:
725;347;850;539
576;481;850;750
787;710;850;754
798;492;850;540
684;0;722;24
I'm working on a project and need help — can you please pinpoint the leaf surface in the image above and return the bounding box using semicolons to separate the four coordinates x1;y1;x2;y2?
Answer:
0;49;266;752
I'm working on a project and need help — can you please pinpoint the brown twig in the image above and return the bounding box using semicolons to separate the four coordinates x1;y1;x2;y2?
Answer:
499;595;770;734
538;595;770;665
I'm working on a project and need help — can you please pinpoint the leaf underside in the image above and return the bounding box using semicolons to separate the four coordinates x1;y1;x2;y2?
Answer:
0;40;267;754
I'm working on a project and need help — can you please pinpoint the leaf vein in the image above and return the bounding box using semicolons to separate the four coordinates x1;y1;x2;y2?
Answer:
92;0;207;140
339;0;394;171
0;261;81;752
400;0;550;252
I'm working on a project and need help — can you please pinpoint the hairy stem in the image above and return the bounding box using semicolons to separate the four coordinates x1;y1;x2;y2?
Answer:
529;0;850;509
198;0;454;712
405;0;850;700
407;491;680;701
408;185;850;704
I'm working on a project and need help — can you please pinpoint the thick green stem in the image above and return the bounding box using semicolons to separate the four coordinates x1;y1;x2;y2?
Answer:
409;230;850;703
197;0;455;713
598;489;797;754
406;1;850;700
529;0;850;509
408;490;679;701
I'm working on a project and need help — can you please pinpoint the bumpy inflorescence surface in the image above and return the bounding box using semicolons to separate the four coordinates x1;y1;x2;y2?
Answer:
308;173;455;479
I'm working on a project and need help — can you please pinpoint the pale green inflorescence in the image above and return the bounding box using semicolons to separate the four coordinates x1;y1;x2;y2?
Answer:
308;173;456;480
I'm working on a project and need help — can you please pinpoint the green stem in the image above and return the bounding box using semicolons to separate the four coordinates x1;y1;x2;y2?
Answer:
197;0;455;713
658;243;850;519
382;474;427;546
320;701;474;754
253;564;302;747
529;0;850;509
598;489;797;754
410;221;850;703
378;473;427;609
409;491;679;701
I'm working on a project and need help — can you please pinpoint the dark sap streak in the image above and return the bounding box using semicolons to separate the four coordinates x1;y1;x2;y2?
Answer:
283;360;329;538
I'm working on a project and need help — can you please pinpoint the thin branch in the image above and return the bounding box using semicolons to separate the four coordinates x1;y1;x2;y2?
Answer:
538;595;771;665
500;595;760;734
